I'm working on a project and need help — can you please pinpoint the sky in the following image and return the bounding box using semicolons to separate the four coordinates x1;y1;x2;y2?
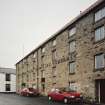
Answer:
0;0;97;68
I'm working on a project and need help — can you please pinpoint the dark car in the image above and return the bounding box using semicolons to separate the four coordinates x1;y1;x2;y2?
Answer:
48;88;83;104
20;88;39;96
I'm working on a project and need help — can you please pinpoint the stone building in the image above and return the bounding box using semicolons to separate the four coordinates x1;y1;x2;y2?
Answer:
16;0;105;103
0;67;16;93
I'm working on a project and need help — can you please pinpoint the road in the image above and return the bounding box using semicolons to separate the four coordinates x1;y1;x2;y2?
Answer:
0;93;87;105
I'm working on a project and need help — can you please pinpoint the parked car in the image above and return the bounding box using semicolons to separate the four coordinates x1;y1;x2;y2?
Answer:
20;88;39;96
48;88;83;104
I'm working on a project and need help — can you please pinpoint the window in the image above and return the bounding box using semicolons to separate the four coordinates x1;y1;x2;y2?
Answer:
52;50;57;60
41;56;44;64
42;47;45;53
69;62;76;73
95;54;105;69
69;82;77;91
52;67;57;76
6;74;10;81
69;41;76;53
52;39;56;46
95;26;105;41
69;27;76;37
33;52;36;58
33;73;35;81
41;70;45;78
5;84;10;91
95;7;105;22
41;84;45;92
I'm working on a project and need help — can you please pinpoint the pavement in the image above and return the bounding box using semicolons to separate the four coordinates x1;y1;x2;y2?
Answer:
0;93;104;105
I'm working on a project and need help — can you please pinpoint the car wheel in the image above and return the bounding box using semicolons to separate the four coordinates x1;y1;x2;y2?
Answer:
48;96;52;101
63;98;68;104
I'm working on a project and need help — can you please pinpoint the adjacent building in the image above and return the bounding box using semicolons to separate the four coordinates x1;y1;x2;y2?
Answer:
0;67;16;93
16;0;105;103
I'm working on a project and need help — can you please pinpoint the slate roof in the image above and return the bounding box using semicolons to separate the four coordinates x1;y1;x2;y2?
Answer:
0;67;16;74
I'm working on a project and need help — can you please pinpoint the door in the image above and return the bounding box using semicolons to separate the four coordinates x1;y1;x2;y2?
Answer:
96;79;105;103
54;92;64;101
100;80;105;103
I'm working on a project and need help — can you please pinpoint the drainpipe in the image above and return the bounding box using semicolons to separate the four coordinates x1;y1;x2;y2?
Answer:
98;82;100;103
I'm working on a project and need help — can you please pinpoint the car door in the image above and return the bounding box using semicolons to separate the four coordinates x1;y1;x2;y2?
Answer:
54;91;64;101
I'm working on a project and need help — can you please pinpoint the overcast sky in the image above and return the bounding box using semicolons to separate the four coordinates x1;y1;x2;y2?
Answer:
0;0;97;68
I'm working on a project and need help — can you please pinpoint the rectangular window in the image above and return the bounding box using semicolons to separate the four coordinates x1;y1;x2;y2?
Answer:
69;62;76;73
95;26;105;41
69;82;77;91
52;50;57;60
41;70;45;78
42;47;45;53
52;67;57;76
69;27;76;37
33;52;36;58
69;41;76;53
52;39;56;46
6;74;10;81
95;7;105;22
41;84;45;92
5;84;10;91
95;54;105;69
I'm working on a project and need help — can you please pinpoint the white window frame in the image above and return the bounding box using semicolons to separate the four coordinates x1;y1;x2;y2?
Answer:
42;47;45;53
69;41;76;53
69;82;77;91
95;7;105;22
52;67;57;76
69;27;76;37
69;62;76;73
33;52;36;58
52;39;56;46
52;50;57;60
95;54;105;69
95;26;105;41
41;70;45;78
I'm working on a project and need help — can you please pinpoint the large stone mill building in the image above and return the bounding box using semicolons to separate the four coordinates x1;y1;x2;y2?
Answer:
16;0;105;103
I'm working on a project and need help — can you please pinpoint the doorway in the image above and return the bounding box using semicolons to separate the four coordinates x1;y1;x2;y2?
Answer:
96;79;105;103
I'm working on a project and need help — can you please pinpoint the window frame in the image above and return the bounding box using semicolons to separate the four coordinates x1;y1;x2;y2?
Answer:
94;53;105;70
42;47;45;53
5;84;11;91
33;52;36;58
95;26;105;42
52;67;57;77
52;39;56;46
69;27;76;37
69;61;76;74
69;82;77;91
5;73;11;81
95;7;105;22
52;50;57;61
69;41;76;53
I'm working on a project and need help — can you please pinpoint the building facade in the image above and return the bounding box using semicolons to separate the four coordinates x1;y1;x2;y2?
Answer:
16;0;105;103
0;68;16;92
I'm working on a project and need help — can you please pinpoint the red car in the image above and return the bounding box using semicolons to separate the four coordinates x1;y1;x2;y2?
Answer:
48;88;83;104
20;88;39;96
